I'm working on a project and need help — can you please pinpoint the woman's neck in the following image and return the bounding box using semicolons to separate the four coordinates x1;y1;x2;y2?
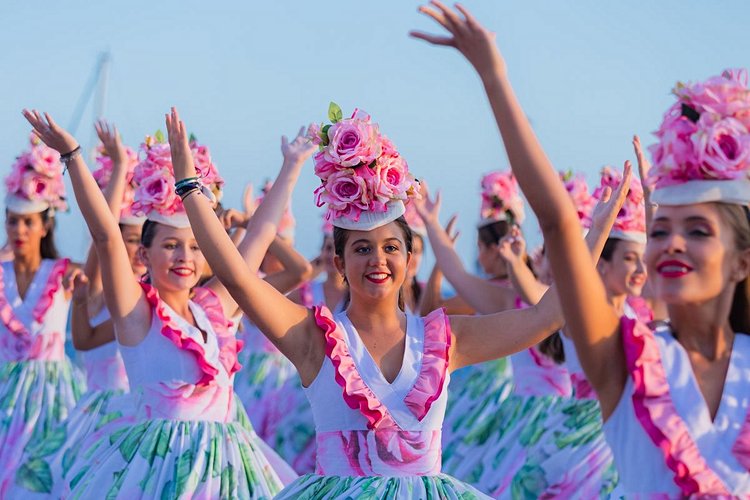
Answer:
668;291;736;361
157;287;194;320
608;292;627;317
346;294;404;331
13;251;42;274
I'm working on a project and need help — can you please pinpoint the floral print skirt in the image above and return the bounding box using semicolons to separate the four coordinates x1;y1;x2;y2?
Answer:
0;359;85;496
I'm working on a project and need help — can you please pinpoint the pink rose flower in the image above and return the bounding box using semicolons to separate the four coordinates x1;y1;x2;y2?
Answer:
323;170;370;211
324;118;382;168
307;123;323;146
313;152;339;181
694;116;750;179
480;171;525;223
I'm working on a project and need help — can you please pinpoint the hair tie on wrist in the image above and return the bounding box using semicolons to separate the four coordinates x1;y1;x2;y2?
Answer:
59;145;82;175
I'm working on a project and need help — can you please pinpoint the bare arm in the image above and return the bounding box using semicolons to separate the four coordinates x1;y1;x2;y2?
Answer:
500;227;548;305
262;237;314;294
415;187;516;314
412;3;623;418
23;110;148;344
449;284;563;370
166;109;323;385
83;120;130;300
201;129;315;317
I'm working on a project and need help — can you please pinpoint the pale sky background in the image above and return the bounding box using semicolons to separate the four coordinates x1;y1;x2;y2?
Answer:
2;1;749;278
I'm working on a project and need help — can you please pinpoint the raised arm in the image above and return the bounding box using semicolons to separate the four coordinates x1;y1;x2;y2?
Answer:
412;3;623;417
415;186;517;314
166;108;323;383
262;236;314;295
201;128;316;316
499;227;548;305
22;110;147;336
82;120;131;300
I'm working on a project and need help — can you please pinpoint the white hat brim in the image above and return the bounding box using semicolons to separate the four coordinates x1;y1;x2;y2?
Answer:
147;211;191;229
651;178;750;206
332;200;406;231
5;194;50;215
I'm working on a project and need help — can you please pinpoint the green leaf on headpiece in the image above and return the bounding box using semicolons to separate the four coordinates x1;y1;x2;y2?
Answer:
154;130;166;144
321;124;332;146
328;102;343;124
563;169;573;181
188;133;197;143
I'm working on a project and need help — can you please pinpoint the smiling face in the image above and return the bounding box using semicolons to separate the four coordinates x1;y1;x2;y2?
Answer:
120;223;147;277
334;221;412;305
138;224;205;293
5;209;48;259
645;203;749;305
598;239;647;298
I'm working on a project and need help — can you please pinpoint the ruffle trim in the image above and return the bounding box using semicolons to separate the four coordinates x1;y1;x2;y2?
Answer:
191;287;243;376
403;308;450;421
315;305;397;430
141;283;218;386
621;316;730;496
0;258;69;341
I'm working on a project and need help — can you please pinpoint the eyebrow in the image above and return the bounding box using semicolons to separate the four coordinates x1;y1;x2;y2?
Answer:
350;237;403;246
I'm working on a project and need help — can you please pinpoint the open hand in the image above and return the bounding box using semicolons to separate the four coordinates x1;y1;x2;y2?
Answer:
281;126;317;165
498;225;525;263
95;120;126;166
165;107;196;181
410;1;505;79
22;109;79;154
413;181;442;225
242;183;257;218
590;161;632;231
64;267;90;303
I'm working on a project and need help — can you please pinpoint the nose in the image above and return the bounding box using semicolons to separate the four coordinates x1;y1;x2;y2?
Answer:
368;247;387;266
634;257;646;276
664;232;687;255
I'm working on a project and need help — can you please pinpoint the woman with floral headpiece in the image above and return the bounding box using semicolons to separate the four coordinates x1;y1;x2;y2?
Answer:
0;133;84;495
5;120;146;498
22;109;310;498
413;164;622;495
168;100;568;498
414;2;750;495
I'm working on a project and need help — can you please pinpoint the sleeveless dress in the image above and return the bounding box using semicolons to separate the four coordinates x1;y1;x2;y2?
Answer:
0;259;85;496
603;317;750;497
8;305;132;497
64;284;287;499
276;306;490;499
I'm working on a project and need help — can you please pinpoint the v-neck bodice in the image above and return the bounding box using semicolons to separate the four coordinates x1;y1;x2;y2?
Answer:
604;320;750;496
118;285;242;423
0;259;69;362
339;312;417;388
305;306;452;476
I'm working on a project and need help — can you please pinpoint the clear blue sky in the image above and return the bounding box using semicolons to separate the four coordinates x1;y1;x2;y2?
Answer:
2;1;749;276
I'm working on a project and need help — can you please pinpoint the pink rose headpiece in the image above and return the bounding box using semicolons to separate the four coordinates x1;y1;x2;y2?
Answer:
92;143;144;226
589;166;646;244
478;170;525;227
403;199;426;238
309;102;420;231
255;180;296;241
560;170;596;223
5;134;67;215
131;131;223;228
648;68;750;205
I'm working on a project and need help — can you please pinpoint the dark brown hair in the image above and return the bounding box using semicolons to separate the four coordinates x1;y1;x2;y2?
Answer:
477;219;510;246
333;216;413;311
40;209;59;259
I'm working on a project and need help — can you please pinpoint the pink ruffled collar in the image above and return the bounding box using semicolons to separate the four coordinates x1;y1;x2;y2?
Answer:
0;259;68;341
140;283;242;387
621;316;736;496
314;306;450;430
